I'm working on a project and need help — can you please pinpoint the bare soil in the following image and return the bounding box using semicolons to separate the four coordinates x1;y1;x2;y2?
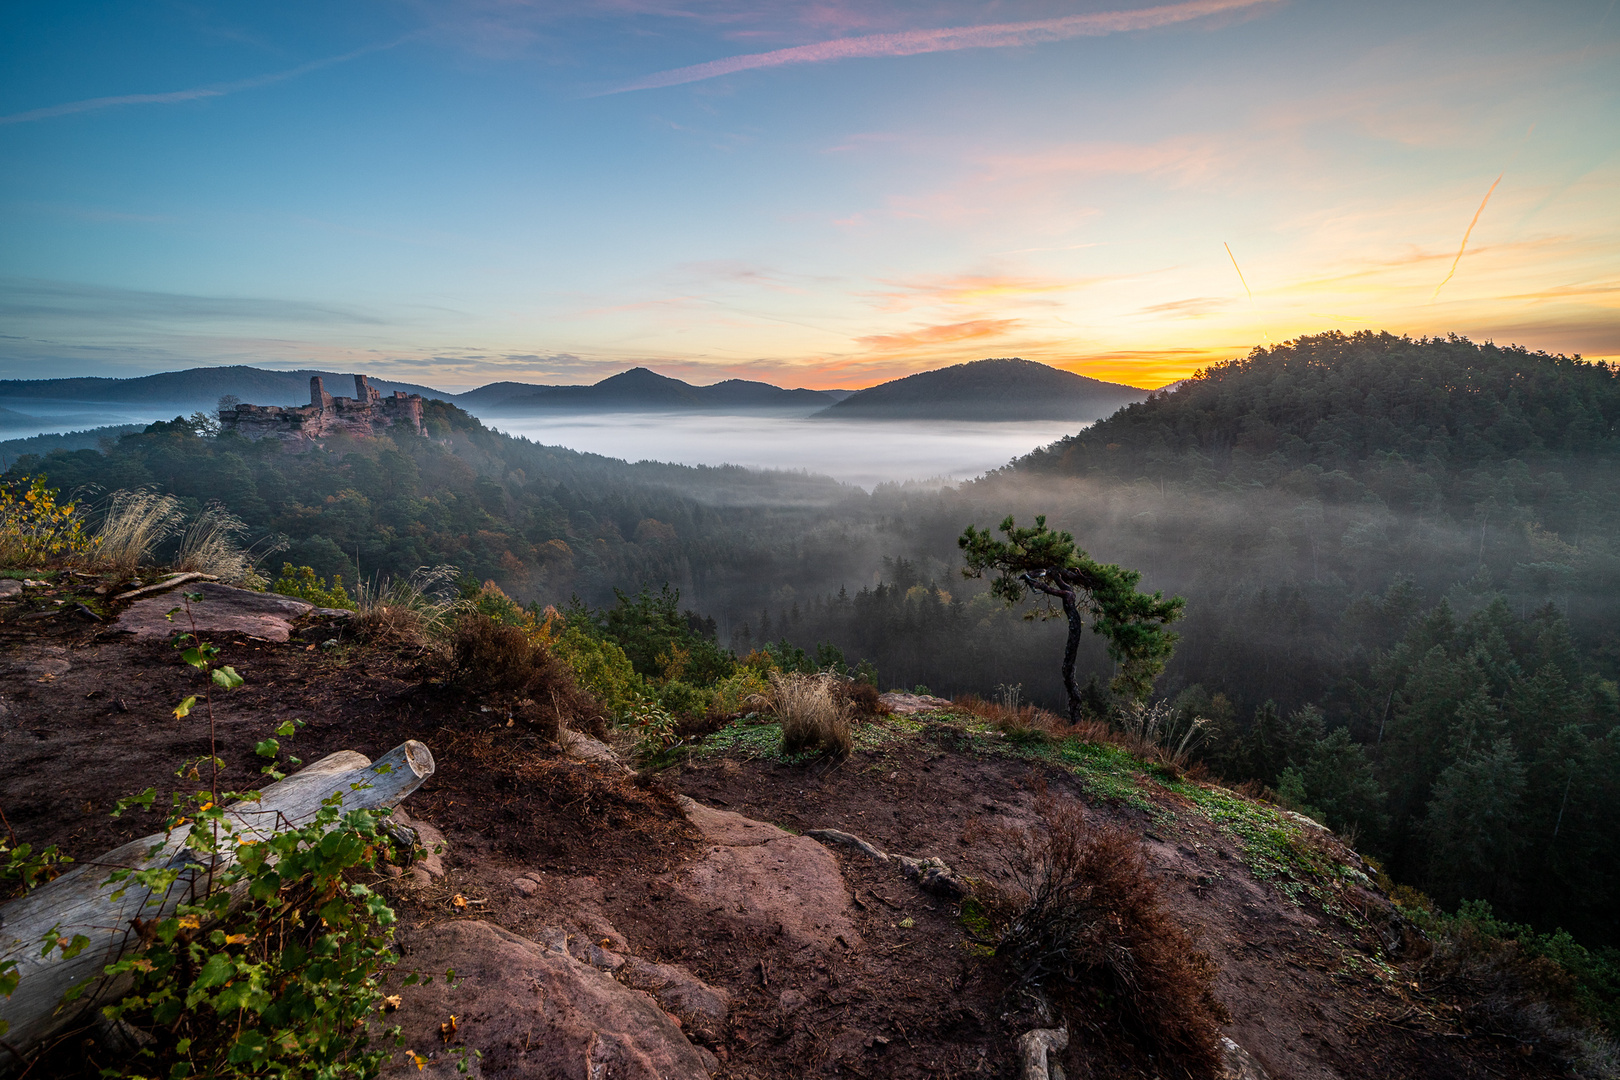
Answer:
0;585;1578;1079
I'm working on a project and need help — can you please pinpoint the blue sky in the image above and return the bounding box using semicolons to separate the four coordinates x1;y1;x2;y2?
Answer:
2;0;1617;390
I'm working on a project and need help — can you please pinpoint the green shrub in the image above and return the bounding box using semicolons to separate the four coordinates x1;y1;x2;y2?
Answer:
540;619;645;715
272;563;356;610
1416;900;1620;1035
99;792;403;1079
654;679;710;718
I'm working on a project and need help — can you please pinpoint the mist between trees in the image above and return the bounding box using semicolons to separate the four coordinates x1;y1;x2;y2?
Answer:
8;332;1619;950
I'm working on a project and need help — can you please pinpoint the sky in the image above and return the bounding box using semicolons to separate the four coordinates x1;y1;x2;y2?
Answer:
1;0;1617;392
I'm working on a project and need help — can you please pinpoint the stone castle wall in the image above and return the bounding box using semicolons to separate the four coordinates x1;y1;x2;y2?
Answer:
220;375;425;443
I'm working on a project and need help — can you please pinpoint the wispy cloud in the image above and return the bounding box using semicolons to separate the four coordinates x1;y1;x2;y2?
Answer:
0;278;387;326
602;0;1282;93
1137;295;1232;318
873;274;1092;311
0;38;409;126
855;317;1020;353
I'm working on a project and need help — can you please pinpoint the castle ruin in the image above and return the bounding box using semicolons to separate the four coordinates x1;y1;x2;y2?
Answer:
220;375;426;443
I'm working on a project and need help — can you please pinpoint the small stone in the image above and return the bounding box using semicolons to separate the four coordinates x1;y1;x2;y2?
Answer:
513;877;539;896
778;989;806;1015
386;864;404;879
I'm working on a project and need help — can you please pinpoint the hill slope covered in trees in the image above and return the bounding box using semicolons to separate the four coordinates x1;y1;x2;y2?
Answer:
818;357;1148;421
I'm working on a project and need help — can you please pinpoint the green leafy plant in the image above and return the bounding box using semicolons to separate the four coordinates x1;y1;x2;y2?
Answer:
67;595;428;1078
0;808;80;1038
0;474;95;567
272;564;357;610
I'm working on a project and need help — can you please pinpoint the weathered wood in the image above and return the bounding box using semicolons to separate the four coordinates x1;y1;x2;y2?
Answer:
1016;1027;1069;1080
0;740;435;1065
111;572;218;602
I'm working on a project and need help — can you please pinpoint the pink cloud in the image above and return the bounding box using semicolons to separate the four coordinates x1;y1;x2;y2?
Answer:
603;0;1283;93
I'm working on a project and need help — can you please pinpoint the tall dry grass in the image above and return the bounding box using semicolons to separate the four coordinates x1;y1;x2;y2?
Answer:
88;489;186;573
1117;699;1211;768
174;502;283;586
771;672;854;756
353;564;465;646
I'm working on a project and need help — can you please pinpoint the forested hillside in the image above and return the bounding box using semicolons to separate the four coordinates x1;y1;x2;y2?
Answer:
8;331;1619;948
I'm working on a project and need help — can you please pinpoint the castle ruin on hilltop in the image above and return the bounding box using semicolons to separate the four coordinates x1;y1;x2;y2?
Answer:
220;375;425;443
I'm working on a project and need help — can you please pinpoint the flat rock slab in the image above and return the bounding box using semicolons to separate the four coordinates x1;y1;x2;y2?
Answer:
879;691;955;715
117;582;313;643
672;799;861;953
382;920;715;1080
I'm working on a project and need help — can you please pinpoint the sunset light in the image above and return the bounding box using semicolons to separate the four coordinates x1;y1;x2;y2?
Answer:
2;1;1616;390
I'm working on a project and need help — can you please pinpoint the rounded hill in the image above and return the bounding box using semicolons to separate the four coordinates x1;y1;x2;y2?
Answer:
816;358;1149;422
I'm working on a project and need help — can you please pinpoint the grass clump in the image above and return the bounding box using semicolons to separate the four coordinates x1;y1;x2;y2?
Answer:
446;612;604;739
769;671;854;757
354;564;463;644
992;781;1227;1076
175;501;279;586
87;488;186;573
953;692;1065;747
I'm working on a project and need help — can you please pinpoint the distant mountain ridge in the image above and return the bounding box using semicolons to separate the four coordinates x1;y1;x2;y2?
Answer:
0;360;1150;422
0;367;443;408
816;358;1149;421
0;366;855;415
471;368;846;412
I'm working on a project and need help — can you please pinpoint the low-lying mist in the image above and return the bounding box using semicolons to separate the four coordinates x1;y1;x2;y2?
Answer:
480;411;1083;488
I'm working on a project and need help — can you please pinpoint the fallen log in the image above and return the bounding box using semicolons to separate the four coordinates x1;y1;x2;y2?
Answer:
0;740;435;1064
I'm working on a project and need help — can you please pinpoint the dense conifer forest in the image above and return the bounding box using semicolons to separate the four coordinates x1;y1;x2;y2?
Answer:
8;331;1619;949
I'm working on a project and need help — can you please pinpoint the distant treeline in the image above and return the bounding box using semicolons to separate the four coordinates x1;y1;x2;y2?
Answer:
0;424;142;467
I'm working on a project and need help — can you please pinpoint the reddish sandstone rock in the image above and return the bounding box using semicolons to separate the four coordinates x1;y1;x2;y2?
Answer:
382;920;715;1079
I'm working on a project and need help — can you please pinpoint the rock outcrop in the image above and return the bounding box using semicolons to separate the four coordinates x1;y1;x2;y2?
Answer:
672;798;862;953
382;920;716;1079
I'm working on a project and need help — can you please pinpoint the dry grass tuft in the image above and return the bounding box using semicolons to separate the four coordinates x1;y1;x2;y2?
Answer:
354;565;463;646
839;678;891;719
994;779;1227;1076
174;501;281;585
88;488;186;572
771;672;854;756
953;694;1072;746
447;613;606;740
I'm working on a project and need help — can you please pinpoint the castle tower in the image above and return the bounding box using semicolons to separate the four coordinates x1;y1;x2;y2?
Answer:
311;376;333;409
354;374;381;403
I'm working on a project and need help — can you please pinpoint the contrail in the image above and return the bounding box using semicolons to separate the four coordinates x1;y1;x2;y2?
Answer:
1224;242;1253;302
0;38;410;126
1432;173;1503;302
601;0;1282;94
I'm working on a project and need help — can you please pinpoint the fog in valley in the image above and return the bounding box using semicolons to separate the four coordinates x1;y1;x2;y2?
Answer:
479;411;1084;488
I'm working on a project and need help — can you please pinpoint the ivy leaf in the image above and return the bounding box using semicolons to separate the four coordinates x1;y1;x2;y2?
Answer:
212;665;244;690
173;696;197;720
193;953;234;990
